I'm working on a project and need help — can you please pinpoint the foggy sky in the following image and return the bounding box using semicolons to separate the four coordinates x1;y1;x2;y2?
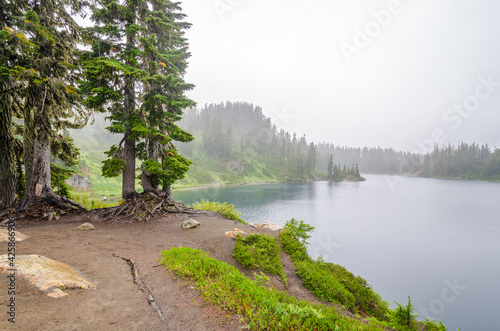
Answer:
179;0;500;152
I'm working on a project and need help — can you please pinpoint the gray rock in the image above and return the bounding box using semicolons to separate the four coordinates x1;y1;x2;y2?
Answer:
75;223;95;231
181;219;200;229
66;174;92;191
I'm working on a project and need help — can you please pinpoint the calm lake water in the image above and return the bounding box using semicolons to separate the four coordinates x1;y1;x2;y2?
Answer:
173;175;500;331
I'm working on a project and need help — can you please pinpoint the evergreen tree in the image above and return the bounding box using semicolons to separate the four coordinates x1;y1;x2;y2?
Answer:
327;154;334;179
1;0;88;210
139;0;195;197
82;0;195;199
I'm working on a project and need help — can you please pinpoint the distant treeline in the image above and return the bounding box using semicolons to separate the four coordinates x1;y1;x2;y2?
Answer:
179;101;500;181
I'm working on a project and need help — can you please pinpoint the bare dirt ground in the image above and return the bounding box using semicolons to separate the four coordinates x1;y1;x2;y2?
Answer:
0;212;343;331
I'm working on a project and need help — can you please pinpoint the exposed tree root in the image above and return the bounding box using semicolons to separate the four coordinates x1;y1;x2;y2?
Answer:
0;194;87;223
85;242;167;323
92;194;214;223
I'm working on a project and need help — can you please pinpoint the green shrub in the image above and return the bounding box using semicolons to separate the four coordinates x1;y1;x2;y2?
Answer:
254;271;270;287
320;261;389;320
423;318;447;331
159;247;386;331
279;220;389;320
279;229;310;262
190;199;247;225
233;234;287;286
390;296;418;331
294;259;357;312
283;218;315;245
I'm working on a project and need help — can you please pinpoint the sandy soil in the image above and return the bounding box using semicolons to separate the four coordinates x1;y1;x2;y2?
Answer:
0;212;342;331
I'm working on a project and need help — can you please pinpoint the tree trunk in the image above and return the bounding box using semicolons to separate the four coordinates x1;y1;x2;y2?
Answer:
0;102;16;209
25;88;53;200
141;139;159;194
27;136;53;199
162;185;172;200
23;107;35;192
122;130;136;199
121;0;138;200
141;164;156;193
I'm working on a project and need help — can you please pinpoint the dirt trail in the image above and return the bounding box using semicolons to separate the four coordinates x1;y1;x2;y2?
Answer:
1;212;335;330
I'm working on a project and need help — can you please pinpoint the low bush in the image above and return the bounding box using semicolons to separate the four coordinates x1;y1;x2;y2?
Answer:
279;219;389;320
159;247;386;331
190;199;247;224
294;259;357;312
233;234;287;286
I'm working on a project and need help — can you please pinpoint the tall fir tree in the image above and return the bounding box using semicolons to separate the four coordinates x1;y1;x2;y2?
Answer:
82;0;195;199
1;0;87;210
139;0;195;197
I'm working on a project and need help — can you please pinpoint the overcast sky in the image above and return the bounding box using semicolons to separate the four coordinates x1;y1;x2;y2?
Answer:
178;0;500;152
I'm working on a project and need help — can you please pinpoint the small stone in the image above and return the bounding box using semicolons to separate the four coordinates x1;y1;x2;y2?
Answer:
261;222;283;231
46;287;68;298
181;219;200;229
75;223;95;231
248;223;261;228
225;228;246;239
225;231;239;239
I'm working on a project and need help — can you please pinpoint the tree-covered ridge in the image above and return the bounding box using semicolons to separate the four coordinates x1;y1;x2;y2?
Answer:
179;101;321;181
178;101;500;183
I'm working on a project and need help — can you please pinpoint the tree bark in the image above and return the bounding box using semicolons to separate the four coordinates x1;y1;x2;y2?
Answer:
141;139;159;194
162;185;172;200
141;164;156;193
25;88;53;200
122;6;137;200
28;136;53;198
23;107;35;192
122;129;136;199
0;101;16;209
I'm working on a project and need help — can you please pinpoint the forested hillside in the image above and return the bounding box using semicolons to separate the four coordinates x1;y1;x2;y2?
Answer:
66;102;500;201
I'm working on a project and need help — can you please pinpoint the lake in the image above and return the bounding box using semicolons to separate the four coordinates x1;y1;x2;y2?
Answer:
173;175;500;331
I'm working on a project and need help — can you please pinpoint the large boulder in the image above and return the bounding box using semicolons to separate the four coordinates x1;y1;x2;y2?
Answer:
0;254;95;298
0;229;29;242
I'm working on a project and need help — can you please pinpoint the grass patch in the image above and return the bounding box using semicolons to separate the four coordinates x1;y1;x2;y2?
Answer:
159;247;386;331
190;199;247;225
279;220;390;320
70;193;121;210
232;234;287;286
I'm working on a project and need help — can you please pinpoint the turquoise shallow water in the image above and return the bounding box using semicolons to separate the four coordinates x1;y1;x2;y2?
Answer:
173;175;500;331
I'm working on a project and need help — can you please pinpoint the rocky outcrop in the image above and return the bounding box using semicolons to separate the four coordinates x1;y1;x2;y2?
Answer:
66;174;92;191
0;254;95;298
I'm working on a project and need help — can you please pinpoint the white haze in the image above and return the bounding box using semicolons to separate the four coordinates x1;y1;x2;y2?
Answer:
179;0;500;152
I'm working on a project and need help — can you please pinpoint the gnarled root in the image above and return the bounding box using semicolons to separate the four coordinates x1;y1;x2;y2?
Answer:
92;194;212;224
